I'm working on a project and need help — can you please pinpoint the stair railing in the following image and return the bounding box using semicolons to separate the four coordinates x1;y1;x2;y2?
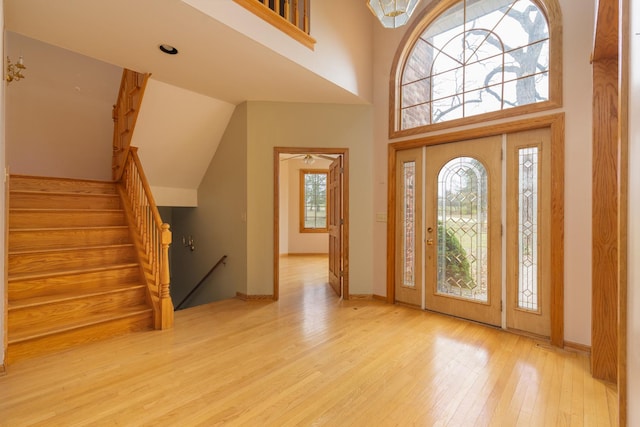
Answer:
175;255;227;311
119;147;173;329
233;0;315;49
112;69;149;181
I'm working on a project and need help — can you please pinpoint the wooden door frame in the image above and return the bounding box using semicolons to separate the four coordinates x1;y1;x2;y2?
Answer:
273;147;349;301
387;113;565;347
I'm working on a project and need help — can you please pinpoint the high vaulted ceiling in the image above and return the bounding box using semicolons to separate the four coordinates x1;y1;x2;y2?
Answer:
5;0;368;105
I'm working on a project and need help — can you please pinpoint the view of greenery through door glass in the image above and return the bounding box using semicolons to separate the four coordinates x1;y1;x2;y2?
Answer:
437;157;489;302
301;171;328;231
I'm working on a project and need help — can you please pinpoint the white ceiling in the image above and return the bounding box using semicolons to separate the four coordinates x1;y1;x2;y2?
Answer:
4;0;367;106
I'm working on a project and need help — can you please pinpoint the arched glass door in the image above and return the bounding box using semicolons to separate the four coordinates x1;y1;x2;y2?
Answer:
436;157;489;302
424;136;502;326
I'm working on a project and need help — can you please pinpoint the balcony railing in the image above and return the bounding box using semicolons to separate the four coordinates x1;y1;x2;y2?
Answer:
234;0;316;50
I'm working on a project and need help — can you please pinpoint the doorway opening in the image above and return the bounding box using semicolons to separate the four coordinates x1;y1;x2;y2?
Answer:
273;147;349;301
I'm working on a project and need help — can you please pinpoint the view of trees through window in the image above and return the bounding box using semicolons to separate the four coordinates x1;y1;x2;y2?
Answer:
301;171;328;231
401;0;550;129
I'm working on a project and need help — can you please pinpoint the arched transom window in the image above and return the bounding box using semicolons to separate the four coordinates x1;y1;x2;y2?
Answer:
395;0;561;135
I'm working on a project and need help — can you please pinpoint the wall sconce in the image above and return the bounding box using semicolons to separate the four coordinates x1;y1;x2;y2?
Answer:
6;56;26;84
183;235;195;251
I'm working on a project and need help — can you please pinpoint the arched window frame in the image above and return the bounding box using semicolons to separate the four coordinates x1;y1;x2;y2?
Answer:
389;0;562;138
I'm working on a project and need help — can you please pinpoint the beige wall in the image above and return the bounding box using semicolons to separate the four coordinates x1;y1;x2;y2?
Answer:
628;0;639;422
370;0;595;345
286;157;331;254
5;32;120;180
170;103;248;307
247;102;373;296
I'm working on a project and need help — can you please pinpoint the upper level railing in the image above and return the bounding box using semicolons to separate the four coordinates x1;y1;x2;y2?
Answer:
233;0;315;49
112;69;149;180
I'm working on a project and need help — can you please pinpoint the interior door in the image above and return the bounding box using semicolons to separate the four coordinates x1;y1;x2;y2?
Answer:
394;147;423;307
328;155;342;296
423;136;502;326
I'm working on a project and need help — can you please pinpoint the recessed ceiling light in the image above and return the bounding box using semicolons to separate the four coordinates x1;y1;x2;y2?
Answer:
159;44;178;55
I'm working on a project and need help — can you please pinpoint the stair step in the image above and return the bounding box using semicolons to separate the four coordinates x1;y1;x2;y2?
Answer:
9;226;131;251
10;175;118;195
9;209;126;229
7;309;153;363
9;282;146;309
8;264;142;300
8;245;138;277
10;191;121;209
5;175;159;365
9;287;148;333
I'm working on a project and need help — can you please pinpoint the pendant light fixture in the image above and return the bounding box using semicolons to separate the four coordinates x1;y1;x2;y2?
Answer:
367;0;421;28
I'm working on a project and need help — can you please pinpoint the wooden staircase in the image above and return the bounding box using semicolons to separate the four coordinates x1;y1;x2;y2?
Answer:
7;175;154;363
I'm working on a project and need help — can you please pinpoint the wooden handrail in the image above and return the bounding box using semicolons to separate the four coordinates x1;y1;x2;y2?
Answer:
112;69;150;181
175;255;228;311
119;147;173;329
111;68;172;329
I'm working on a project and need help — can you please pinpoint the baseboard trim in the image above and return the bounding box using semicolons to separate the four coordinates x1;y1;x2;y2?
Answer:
236;292;275;301
372;294;387;302
563;341;591;354
281;253;329;257
349;294;373;300
0;363;6;376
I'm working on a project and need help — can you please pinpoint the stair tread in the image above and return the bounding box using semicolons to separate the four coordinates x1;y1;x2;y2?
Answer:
9;242;134;255
8;263;141;282
9;225;129;232
10;207;123;212
9;282;146;309
8;306;153;344
10;190;119;197
10;174;116;184
9;176;118;195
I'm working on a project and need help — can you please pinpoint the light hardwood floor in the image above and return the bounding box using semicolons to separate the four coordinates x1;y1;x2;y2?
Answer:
0;255;617;426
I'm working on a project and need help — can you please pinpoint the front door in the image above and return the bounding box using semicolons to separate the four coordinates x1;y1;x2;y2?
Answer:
394;130;554;334
424;136;502;326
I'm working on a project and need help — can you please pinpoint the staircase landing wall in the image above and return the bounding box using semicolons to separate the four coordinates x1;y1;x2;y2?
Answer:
5;32;121;181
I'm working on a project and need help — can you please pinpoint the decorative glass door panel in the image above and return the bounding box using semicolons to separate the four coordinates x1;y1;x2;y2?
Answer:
436;157;489;303
395;148;423;307
506;128;551;337
403;160;416;288
424;136;502;326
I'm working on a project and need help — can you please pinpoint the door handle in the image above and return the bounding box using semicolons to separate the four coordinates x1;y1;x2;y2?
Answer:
427;238;434;245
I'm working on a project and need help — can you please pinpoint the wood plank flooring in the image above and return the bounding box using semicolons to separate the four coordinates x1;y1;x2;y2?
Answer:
0;255;617;426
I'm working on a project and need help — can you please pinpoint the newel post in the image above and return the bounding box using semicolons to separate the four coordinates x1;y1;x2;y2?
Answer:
159;222;174;329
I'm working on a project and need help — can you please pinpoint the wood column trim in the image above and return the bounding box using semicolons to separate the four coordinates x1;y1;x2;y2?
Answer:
590;0;621;386
591;57;619;384
618;0;629;423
